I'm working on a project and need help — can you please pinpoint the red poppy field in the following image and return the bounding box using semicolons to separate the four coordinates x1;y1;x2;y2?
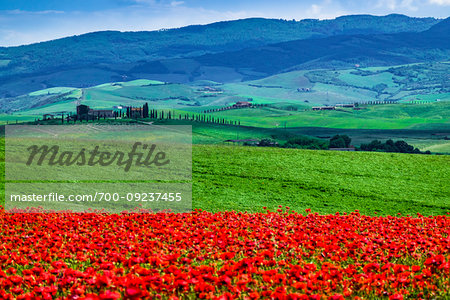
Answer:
0;207;449;300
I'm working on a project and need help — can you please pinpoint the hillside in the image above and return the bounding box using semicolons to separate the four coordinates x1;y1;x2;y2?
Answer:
195;17;450;75
1;62;448;114
1;142;448;215
0;14;441;97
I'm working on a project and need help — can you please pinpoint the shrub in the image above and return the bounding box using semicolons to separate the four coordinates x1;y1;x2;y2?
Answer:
283;137;328;150
329;135;351;148
359;139;429;154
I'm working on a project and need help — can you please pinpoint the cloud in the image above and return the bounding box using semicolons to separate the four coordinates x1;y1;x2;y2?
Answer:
302;0;348;20
428;0;450;5
131;0;156;4
308;4;322;15
375;0;418;11
5;9;65;15
170;1;184;7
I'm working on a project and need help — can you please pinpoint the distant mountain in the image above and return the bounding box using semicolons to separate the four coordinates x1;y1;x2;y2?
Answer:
424;15;450;35
0;14;441;97
193;17;450;75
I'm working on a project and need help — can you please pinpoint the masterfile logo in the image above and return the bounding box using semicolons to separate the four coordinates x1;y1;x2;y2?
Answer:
26;142;170;172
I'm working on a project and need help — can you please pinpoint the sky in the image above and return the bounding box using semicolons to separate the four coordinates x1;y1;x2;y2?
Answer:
0;0;449;47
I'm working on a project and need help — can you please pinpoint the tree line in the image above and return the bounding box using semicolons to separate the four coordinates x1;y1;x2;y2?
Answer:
41;102;242;126
247;134;432;154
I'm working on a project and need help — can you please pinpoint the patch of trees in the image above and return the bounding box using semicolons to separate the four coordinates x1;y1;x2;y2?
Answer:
283;136;329;150
283;105;298;111
329;135;351;148
247;135;343;150
304;71;348;87
359;139;431;154
372;83;388;94
244;136;327;149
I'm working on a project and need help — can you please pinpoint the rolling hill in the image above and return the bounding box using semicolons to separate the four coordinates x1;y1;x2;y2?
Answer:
194;17;450;75
0;14;441;98
1;62;448;114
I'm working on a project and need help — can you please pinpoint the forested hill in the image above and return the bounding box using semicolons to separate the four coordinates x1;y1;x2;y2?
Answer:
0;14;442;97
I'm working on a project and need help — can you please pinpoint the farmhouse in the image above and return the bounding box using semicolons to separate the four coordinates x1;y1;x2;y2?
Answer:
335;104;355;108
199;86;223;94
76;104;114;119
233;101;252;108
312;106;335;111
93;110;115;118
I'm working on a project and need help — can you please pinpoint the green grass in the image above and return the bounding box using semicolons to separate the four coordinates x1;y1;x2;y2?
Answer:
191;145;450;215
412;140;450;154
3;116;449;153
8;100;449;132
0;59;10;67
0;114;37;125
2;140;448;215
408;93;450;102
338;70;399;88
29;87;77;96
206;102;450;130
284;127;450;154
5;62;448;116
150;119;296;144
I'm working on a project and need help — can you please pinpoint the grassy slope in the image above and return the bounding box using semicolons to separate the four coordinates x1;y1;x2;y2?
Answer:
5;116;449;153
149;119;450;153
0;114;37;125
1;140;449;215
192;146;450;215
206;102;450;129
4;62;449;115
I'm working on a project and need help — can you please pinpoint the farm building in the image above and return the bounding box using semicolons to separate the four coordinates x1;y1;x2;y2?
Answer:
312;106;335;111
233;101;252;108
93;110;115;118
76;104;114;119
335;104;355;108
199;86;223;94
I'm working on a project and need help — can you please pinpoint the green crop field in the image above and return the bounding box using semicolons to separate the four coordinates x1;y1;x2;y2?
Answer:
192;145;450;215
2;61;449;116
1;139;449;215
205;101;450;130
0;114;37;125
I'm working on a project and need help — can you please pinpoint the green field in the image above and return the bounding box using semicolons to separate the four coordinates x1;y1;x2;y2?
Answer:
0;114;38;125
145;119;450;153
192;145;450;215
2;62;449;115
1;62;448;157
1;138;449;215
5;116;449;153
204;101;450;129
